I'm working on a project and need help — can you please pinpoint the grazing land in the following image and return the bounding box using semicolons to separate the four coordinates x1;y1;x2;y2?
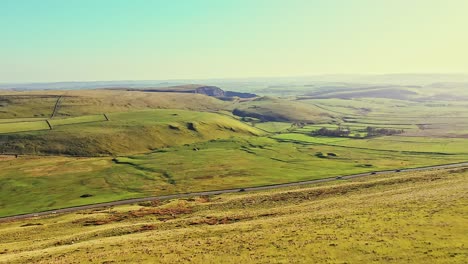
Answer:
0;121;50;134
1;136;466;217
1;84;468;217
0;167;466;263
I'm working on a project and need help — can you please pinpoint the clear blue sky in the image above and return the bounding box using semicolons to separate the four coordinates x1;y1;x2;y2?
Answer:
1;0;467;82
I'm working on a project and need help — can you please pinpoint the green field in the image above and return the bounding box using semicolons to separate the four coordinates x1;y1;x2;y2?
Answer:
254;121;292;132
0;115;109;134
0;121;50;134
274;133;468;154
0;118;47;124
48;114;107;126
1;167;466;263
333;136;468;154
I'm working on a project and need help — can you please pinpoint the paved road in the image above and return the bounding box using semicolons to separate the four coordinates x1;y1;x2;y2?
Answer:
1;161;467;222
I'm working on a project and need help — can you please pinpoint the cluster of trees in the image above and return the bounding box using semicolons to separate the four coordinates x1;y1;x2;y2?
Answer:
365;127;404;137
312;127;350;137
311;126;404;138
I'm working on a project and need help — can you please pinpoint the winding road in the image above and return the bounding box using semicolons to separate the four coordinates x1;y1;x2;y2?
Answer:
1;161;467;222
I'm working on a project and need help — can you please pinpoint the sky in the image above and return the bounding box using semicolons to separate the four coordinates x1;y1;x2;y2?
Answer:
1;0;467;82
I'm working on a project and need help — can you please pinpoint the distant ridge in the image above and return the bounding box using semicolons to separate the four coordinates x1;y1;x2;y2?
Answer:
107;84;257;99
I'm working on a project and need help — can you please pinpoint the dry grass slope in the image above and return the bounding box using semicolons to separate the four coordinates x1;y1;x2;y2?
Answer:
0;90;228;118
0;167;466;263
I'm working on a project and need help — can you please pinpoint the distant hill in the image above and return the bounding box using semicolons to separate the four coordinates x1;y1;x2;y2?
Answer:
107;84;257;98
302;86;419;100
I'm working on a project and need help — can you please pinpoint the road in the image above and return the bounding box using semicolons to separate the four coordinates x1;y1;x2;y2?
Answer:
1;161;467;222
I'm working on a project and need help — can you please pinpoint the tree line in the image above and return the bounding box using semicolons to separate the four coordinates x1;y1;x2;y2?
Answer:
311;126;403;138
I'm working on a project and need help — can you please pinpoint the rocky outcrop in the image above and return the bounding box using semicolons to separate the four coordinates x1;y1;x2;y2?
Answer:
225;91;257;98
194;86;225;97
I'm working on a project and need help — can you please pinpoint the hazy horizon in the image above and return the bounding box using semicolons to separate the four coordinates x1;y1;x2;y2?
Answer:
1;0;468;82
2;72;468;85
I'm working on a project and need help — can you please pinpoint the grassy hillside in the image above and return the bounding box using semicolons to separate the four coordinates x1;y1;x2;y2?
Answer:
0;94;58;118
0;109;261;156
0;167;466;263
1;136;465;217
0;90;228;118
232;97;334;122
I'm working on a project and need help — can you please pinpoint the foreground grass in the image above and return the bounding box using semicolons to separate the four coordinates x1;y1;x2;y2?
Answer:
0;167;466;263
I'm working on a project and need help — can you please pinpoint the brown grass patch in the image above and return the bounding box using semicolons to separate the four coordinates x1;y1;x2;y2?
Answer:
189;216;248;226
138;224;157;231
76;202;192;226
231;171;451;207
137;200;161;207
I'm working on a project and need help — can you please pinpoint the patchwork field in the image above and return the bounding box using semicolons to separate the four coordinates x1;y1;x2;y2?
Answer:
0;167;466;263
274;134;468;154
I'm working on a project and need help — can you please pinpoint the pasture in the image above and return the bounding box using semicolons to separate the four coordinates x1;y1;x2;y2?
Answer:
0;109;262;156
48;114;107;126
0;121;50;134
0;136;466;217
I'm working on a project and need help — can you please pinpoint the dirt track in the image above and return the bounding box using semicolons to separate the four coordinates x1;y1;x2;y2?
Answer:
1;161;467;222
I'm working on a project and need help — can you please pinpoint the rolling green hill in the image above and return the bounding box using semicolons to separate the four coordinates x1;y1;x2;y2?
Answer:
232;97;334;122
0;109;262;156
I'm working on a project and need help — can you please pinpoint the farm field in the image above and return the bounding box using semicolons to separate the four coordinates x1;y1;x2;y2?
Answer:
0;121;50;134
254;121;292;132
48;114;107;126
304;98;468;118
0;115;107;134
0;167;466;263
0;118;47;124
274;133;468;155
336;136;468;154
